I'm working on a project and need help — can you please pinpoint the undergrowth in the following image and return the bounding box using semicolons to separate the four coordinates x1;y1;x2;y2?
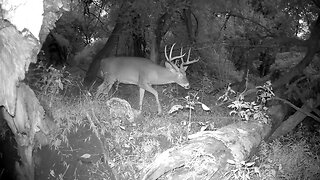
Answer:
41;92;202;179
28;65;214;179
26;64;320;180
256;124;320;180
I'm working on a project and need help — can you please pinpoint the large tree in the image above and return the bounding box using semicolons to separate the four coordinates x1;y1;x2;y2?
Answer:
83;0;133;87
83;0;195;86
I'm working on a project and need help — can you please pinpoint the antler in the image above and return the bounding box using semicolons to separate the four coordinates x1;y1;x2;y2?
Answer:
180;47;199;70
164;43;185;63
164;43;199;70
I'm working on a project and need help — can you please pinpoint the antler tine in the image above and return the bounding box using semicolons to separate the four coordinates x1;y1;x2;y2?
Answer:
164;45;169;61
170;44;185;62
164;43;186;63
179;47;184;68
182;48;199;66
169;43;175;61
186;48;191;63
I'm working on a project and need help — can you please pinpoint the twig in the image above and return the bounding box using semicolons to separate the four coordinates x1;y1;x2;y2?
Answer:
86;111;109;164
226;12;274;35
0;168;4;179
312;107;320;118
273;97;320;122
59;163;70;180
238;69;250;99
73;167;77;180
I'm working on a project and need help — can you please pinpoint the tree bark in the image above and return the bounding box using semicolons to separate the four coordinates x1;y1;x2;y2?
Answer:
183;5;196;43
132;12;146;57
83;1;131;87
133;32;146;57
141;121;271;180
83;22;124;87
0;18;43;179
152;13;170;65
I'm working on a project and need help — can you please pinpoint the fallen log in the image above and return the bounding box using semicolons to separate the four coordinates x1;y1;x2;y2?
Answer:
141;120;271;180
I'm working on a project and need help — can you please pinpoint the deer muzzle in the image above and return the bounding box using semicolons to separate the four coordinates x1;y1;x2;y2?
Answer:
183;84;190;89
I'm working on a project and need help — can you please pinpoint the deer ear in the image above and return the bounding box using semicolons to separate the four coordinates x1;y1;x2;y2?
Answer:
165;61;177;73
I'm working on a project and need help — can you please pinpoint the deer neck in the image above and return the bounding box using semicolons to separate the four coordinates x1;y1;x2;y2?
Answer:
151;67;178;84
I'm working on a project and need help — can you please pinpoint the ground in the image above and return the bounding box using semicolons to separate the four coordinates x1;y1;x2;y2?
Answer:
31;80;233;179
1;64;319;179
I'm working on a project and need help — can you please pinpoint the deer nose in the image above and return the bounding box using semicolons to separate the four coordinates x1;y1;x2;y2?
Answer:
184;84;190;89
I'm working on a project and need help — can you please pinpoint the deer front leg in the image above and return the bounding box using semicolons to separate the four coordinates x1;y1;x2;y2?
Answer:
140;85;162;114
139;88;145;112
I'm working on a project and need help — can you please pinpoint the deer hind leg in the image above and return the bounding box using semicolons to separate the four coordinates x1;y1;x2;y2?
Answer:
140;84;162;114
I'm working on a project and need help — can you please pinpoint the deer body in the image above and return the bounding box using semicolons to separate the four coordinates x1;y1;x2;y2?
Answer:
96;44;198;114
100;57;189;86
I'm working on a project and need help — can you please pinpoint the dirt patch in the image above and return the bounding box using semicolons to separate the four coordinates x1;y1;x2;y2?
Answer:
35;125;113;180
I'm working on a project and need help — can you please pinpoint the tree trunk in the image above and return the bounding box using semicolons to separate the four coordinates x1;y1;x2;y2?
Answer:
150;36;158;63
183;5;196;44
83;21;124;87
153;13;170;65
141;121;271;180
133;32;146;57
83;1;131;87
132;12;146;57
0;16;44;179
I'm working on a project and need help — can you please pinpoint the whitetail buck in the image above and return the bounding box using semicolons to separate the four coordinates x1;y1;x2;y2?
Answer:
96;43;199;114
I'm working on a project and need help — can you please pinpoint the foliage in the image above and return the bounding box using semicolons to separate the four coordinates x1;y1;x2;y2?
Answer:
168;91;210;114
279;0;319;38
256;124;320;180
34;88;200;179
26;63;76;98
219;81;274;123
51;0;195;56
72;38;107;67
201;45;243;91
168;91;210;132
30;61;236;179
223;121;320;180
32;0;320;179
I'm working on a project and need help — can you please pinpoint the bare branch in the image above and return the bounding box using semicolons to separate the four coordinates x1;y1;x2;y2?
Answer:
273;97;320;123
217;11;274;36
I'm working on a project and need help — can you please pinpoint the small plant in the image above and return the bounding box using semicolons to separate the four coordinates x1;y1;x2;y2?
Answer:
224;159;260;180
27;62;74;96
168;91;210;132
40;65;70;95
217;83;236;103
219;81;274;123
256;81;274;105
169;91;210;113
